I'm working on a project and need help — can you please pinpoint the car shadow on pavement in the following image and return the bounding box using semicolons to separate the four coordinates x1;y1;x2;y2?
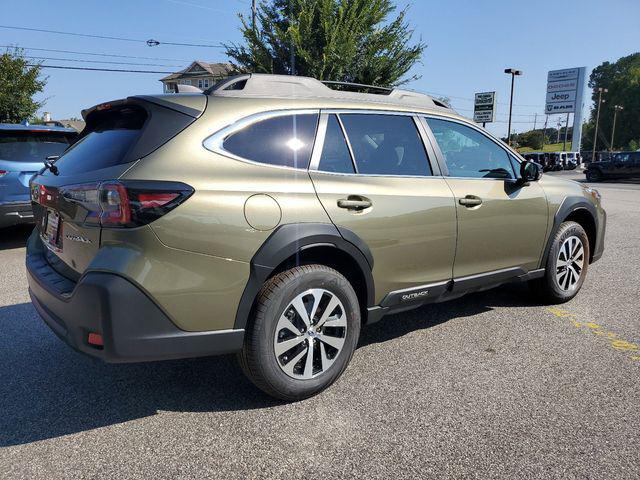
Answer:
0;283;537;447
0;225;33;251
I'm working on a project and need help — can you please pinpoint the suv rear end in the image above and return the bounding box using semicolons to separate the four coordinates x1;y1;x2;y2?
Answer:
26;94;246;362
0;125;76;228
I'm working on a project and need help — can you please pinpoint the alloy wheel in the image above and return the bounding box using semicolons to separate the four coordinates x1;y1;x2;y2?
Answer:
273;288;347;379
556;235;585;291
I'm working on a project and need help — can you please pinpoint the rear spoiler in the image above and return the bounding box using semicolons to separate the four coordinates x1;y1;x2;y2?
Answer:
81;94;206;121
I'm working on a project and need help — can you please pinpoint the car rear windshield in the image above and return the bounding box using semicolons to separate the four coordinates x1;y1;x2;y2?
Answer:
0;130;74;163
52;105;147;175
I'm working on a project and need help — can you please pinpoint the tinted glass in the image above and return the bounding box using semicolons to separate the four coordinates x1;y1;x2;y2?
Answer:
339;114;431;176
318;115;355;174
0;131;73;163
53;106;146;175
223;114;318;168
425;118;515;179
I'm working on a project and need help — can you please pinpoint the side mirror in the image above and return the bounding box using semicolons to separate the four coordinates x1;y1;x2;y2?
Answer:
519;160;542;185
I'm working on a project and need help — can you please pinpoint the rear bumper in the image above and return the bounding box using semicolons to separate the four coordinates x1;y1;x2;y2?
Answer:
26;234;245;363
0;201;34;228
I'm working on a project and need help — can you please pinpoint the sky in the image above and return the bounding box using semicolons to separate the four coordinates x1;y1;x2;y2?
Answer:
2;0;639;139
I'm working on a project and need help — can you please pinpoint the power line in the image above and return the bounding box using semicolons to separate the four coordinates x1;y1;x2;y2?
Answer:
24;55;181;68
0;44;190;62
0;24;225;48
28;64;173;74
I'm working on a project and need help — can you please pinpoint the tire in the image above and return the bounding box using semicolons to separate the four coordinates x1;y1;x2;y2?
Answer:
586;169;602;182
530;221;590;304
238;264;361;401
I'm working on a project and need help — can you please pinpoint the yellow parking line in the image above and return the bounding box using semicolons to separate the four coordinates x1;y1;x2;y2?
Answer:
546;307;639;361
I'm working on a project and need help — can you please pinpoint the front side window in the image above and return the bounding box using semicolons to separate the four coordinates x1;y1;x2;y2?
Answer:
222;114;318;168
425;118;515;179
317;114;355;174
339;114;432;176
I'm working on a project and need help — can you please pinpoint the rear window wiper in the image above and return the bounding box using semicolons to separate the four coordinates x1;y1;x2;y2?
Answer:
43;155;60;175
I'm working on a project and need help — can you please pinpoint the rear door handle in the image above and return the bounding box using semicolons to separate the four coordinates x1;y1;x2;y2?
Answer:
458;195;483;207
337;196;372;211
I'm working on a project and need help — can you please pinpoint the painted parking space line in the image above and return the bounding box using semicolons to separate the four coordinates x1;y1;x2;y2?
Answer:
546;307;640;361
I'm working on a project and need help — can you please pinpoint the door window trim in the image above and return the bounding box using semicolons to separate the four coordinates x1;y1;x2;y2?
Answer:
419;114;523;180
203;108;320;171
309;109;442;178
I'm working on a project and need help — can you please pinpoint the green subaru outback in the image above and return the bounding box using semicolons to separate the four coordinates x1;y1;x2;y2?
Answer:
27;74;605;400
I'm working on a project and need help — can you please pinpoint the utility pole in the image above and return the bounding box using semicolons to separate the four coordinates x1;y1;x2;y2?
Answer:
556;119;562;144
533;112;537;132
610;105;624;152
504;68;523;146
541;114;549;150
251;0;257;32
591;87;608;162
563;113;570;151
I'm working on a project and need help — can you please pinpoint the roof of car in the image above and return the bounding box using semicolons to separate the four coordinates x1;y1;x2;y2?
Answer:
0;123;77;133
208;74;455;114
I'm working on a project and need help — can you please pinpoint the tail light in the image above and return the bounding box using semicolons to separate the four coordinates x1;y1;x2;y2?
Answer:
0;170;7;177
60;180;193;228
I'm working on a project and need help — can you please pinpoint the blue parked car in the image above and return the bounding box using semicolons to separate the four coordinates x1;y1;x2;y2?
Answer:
0;124;77;228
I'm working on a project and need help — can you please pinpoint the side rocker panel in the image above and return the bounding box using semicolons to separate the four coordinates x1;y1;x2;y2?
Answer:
233;223;375;330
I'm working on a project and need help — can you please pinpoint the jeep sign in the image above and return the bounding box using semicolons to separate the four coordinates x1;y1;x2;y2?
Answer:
545;67;585;114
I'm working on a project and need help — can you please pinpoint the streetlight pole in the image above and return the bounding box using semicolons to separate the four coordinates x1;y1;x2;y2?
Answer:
504;68;523;146
591;87;608;162
610;105;623;152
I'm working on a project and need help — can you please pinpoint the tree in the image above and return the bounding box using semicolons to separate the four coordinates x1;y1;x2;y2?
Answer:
225;0;426;87
0;48;47;123
582;52;640;152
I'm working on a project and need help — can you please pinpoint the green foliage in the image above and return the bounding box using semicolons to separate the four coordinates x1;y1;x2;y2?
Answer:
629;139;640;151
583;52;640;151
0;48;47;123
224;0;426;87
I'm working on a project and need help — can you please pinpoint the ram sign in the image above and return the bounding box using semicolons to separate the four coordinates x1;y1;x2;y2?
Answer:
545;68;585;114
545;66;587;151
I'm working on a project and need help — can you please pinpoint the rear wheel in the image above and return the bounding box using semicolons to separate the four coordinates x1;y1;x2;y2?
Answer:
238;264;360;401
530;221;589;303
586;169;603;182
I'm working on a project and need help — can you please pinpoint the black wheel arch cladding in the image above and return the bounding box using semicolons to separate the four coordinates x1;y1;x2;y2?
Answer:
541;196;598;268
234;223;375;330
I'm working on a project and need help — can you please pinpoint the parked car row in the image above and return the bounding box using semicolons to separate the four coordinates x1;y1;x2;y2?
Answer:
0;124;78;228
522;151;582;171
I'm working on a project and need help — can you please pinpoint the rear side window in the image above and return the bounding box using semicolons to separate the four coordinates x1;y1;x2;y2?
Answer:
0;131;74;163
339;114;431;176
53;106;146;175
318;115;355;174
223;114;319;168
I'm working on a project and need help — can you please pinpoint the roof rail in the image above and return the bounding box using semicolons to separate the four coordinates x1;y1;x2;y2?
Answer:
321;80;392;94
209;73;454;112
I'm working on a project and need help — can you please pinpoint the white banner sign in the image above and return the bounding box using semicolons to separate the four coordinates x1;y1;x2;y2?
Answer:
474;91;496;123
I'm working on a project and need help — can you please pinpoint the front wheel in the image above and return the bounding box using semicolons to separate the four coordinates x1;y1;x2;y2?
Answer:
238;264;361;401
530;221;590;304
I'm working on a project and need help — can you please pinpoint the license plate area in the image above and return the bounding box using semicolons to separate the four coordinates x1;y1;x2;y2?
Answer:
42;209;63;251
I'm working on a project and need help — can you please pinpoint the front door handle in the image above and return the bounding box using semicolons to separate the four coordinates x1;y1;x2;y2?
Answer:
337;196;372;211
458;195;483;207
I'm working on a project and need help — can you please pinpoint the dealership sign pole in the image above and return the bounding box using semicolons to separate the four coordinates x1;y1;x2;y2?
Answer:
474;91;497;127
545;67;587;151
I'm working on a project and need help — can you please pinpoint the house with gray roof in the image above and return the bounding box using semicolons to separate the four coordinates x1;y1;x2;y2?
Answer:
160;61;233;93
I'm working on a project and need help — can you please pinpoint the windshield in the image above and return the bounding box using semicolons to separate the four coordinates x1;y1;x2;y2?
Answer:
0;131;74;162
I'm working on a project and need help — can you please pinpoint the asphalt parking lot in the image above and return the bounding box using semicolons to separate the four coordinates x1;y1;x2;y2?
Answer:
0;171;638;479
